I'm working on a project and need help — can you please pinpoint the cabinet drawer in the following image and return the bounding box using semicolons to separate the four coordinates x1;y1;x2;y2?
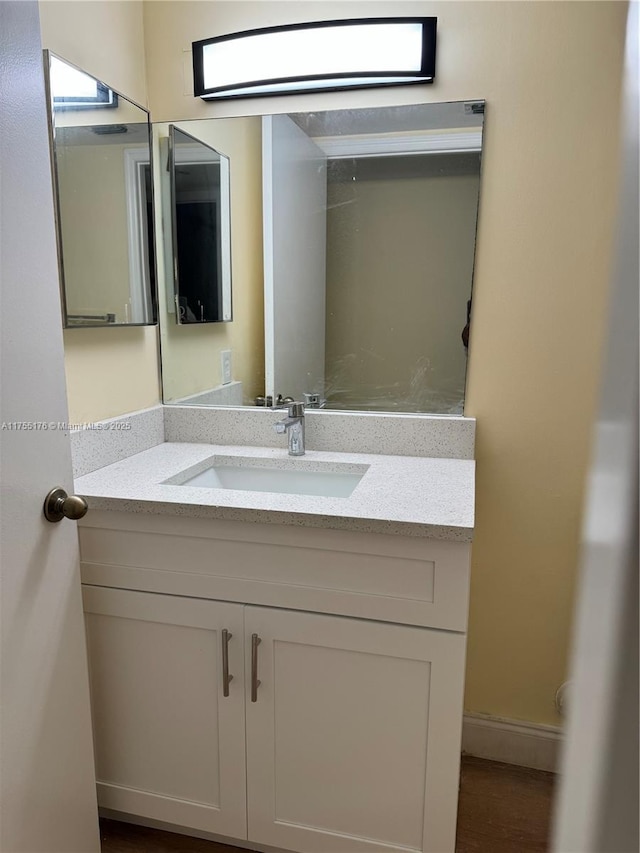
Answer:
79;511;470;631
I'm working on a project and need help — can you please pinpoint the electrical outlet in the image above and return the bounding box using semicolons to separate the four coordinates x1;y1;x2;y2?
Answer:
221;350;232;385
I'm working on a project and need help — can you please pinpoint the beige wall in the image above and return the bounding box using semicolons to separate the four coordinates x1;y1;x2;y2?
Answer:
39;1;160;422
325;161;479;412
143;0;626;726
155;118;265;403
39;1;147;105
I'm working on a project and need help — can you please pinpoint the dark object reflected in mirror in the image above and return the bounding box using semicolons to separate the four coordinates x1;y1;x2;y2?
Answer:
43;51;157;328
169;125;232;324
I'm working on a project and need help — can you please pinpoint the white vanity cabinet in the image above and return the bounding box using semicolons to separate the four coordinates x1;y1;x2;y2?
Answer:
244;606;466;853
79;510;471;853
83;586;247;838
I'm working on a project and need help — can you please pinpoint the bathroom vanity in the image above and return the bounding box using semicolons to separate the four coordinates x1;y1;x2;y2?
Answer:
75;436;474;853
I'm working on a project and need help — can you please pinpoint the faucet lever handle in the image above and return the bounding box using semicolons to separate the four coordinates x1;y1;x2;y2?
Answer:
271;401;305;418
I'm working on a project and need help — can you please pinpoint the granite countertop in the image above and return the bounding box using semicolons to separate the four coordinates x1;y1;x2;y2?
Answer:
74;443;475;541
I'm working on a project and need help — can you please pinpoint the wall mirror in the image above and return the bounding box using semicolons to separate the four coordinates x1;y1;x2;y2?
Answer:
155;99;484;413
169;126;232;324
43;51;157;327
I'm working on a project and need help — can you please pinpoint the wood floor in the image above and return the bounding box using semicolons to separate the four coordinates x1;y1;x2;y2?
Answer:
100;756;556;853
455;757;555;852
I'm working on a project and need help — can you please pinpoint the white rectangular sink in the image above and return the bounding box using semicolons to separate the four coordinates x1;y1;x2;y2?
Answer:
164;456;369;498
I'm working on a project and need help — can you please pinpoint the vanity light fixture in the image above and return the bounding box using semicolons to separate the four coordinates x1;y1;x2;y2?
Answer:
48;54;117;109
192;18;437;100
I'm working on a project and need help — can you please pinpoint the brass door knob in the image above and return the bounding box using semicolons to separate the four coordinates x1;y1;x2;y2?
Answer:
43;487;88;523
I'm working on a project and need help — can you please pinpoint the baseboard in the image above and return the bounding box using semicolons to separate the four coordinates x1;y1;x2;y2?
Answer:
462;713;562;772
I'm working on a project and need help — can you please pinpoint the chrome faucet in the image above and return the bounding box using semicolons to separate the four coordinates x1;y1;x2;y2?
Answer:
273;401;305;456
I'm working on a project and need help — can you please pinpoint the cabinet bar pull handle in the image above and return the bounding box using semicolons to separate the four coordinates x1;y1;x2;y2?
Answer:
222;629;233;697
251;633;261;702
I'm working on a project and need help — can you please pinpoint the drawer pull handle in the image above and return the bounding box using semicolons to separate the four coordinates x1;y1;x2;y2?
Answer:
222;629;233;697
251;633;261;702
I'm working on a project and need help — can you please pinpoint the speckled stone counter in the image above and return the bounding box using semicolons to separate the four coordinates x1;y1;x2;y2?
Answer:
74;442;475;541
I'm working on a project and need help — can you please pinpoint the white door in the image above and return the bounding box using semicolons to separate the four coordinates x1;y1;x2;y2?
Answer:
0;3;99;851
83;586;247;838
263;114;327;403
245;606;466;853
552;3;639;850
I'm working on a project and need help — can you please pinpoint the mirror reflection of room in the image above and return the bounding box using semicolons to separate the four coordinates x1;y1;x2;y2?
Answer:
169;126;232;325
154;118;264;408
157;101;483;415
323;147;480;413
45;53;156;328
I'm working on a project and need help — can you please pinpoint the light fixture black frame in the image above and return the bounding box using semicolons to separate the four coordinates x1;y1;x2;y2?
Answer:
192;17;437;101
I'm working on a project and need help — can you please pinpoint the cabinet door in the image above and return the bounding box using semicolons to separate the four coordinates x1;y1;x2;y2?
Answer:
245;607;466;853
82;585;246;838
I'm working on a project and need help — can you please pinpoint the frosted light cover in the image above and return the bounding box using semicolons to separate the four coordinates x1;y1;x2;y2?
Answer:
193;19;436;100
50;56;99;99
49;54;117;109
